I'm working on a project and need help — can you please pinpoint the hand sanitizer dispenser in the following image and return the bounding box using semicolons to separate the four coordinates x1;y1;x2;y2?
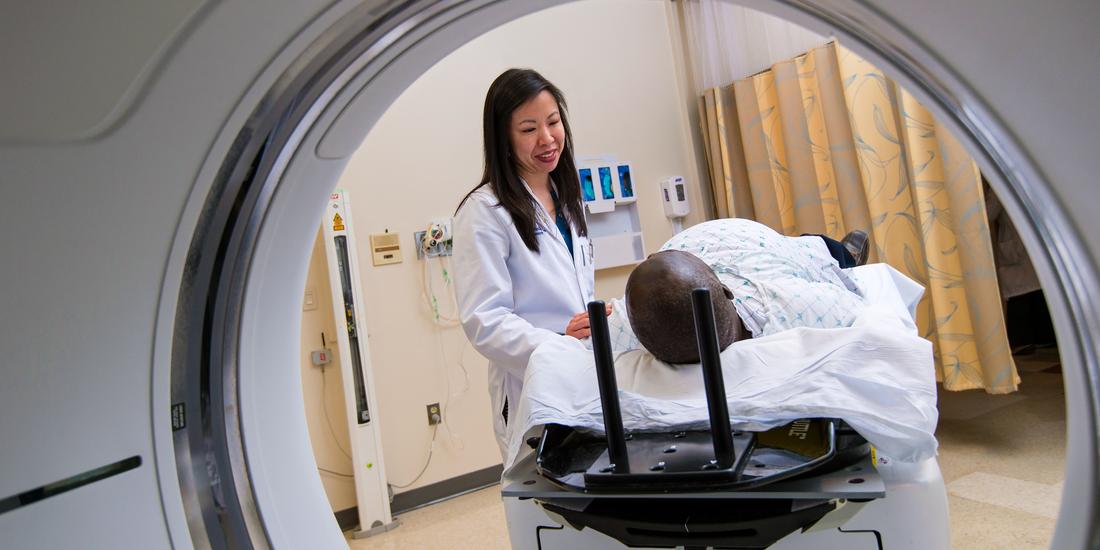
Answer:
661;176;690;218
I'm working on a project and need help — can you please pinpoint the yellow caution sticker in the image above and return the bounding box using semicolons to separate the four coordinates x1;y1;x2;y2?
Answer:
333;213;345;231
871;446;877;468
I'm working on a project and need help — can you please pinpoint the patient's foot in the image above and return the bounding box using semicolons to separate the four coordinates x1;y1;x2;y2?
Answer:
841;230;870;266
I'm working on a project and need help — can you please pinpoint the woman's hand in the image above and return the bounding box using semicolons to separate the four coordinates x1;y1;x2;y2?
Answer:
564;303;614;339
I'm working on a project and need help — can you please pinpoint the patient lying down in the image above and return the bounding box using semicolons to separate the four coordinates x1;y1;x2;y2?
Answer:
609;241;880;403
599;218;870;360
505;252;938;470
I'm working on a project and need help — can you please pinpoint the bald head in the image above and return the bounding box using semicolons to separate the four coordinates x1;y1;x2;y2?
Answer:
625;250;745;363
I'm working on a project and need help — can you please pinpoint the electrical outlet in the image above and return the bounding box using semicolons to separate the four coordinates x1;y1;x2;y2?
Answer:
426;402;441;425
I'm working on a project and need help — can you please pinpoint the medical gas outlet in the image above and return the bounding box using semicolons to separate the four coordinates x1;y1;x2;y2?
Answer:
415;218;453;259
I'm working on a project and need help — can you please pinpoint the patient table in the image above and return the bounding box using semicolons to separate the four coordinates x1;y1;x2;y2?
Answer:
501;289;949;549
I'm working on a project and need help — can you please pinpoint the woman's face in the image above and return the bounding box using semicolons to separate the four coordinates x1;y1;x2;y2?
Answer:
509;90;566;183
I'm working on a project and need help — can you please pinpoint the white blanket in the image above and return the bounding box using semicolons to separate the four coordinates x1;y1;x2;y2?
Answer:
504;264;937;470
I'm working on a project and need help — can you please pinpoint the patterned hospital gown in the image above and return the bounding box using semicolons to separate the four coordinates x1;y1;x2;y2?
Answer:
605;218;865;353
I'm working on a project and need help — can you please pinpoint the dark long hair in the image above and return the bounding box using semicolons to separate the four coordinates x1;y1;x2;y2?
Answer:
457;68;587;252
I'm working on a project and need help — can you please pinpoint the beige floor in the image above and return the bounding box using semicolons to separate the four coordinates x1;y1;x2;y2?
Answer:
937;346;1065;549
346;486;510;550
348;348;1066;550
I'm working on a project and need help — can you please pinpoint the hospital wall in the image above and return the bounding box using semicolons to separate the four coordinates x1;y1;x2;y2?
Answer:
299;0;709;512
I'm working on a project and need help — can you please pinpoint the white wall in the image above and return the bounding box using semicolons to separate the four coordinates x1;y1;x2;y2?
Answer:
301;0;708;499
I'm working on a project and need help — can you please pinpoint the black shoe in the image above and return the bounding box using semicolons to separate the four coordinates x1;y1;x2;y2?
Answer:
841;230;870;266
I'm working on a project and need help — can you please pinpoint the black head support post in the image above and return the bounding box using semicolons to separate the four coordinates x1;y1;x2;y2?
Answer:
691;288;735;468
588;300;629;472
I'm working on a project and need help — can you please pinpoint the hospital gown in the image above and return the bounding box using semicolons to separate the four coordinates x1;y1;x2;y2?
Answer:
607;219;866;351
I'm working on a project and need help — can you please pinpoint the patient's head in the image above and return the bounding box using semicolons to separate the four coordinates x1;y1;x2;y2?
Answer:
625;250;746;364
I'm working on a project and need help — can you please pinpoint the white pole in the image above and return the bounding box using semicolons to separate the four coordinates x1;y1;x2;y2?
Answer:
321;189;398;538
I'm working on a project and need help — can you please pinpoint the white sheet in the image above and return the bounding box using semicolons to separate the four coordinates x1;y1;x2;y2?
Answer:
504;263;938;470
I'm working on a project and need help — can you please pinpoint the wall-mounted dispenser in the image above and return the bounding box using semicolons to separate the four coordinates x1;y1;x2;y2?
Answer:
577;155;645;270
660;176;690;219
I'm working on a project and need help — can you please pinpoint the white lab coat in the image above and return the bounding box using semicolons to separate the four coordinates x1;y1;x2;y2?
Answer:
453;181;595;456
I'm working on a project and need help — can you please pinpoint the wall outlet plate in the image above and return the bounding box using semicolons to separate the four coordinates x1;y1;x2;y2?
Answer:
426;402;441;425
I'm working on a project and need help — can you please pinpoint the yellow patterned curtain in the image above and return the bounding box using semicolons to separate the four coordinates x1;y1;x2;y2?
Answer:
699;42;1019;393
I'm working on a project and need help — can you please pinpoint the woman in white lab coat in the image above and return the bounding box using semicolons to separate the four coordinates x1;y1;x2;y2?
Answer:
453;68;602;456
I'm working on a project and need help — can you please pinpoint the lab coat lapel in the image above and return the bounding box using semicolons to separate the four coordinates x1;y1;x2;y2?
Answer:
521;178;588;306
521;178;570;255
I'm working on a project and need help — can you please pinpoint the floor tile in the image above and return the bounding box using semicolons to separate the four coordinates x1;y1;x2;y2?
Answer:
948;471;1062;519
346;486;509;550
947;494;1058;550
